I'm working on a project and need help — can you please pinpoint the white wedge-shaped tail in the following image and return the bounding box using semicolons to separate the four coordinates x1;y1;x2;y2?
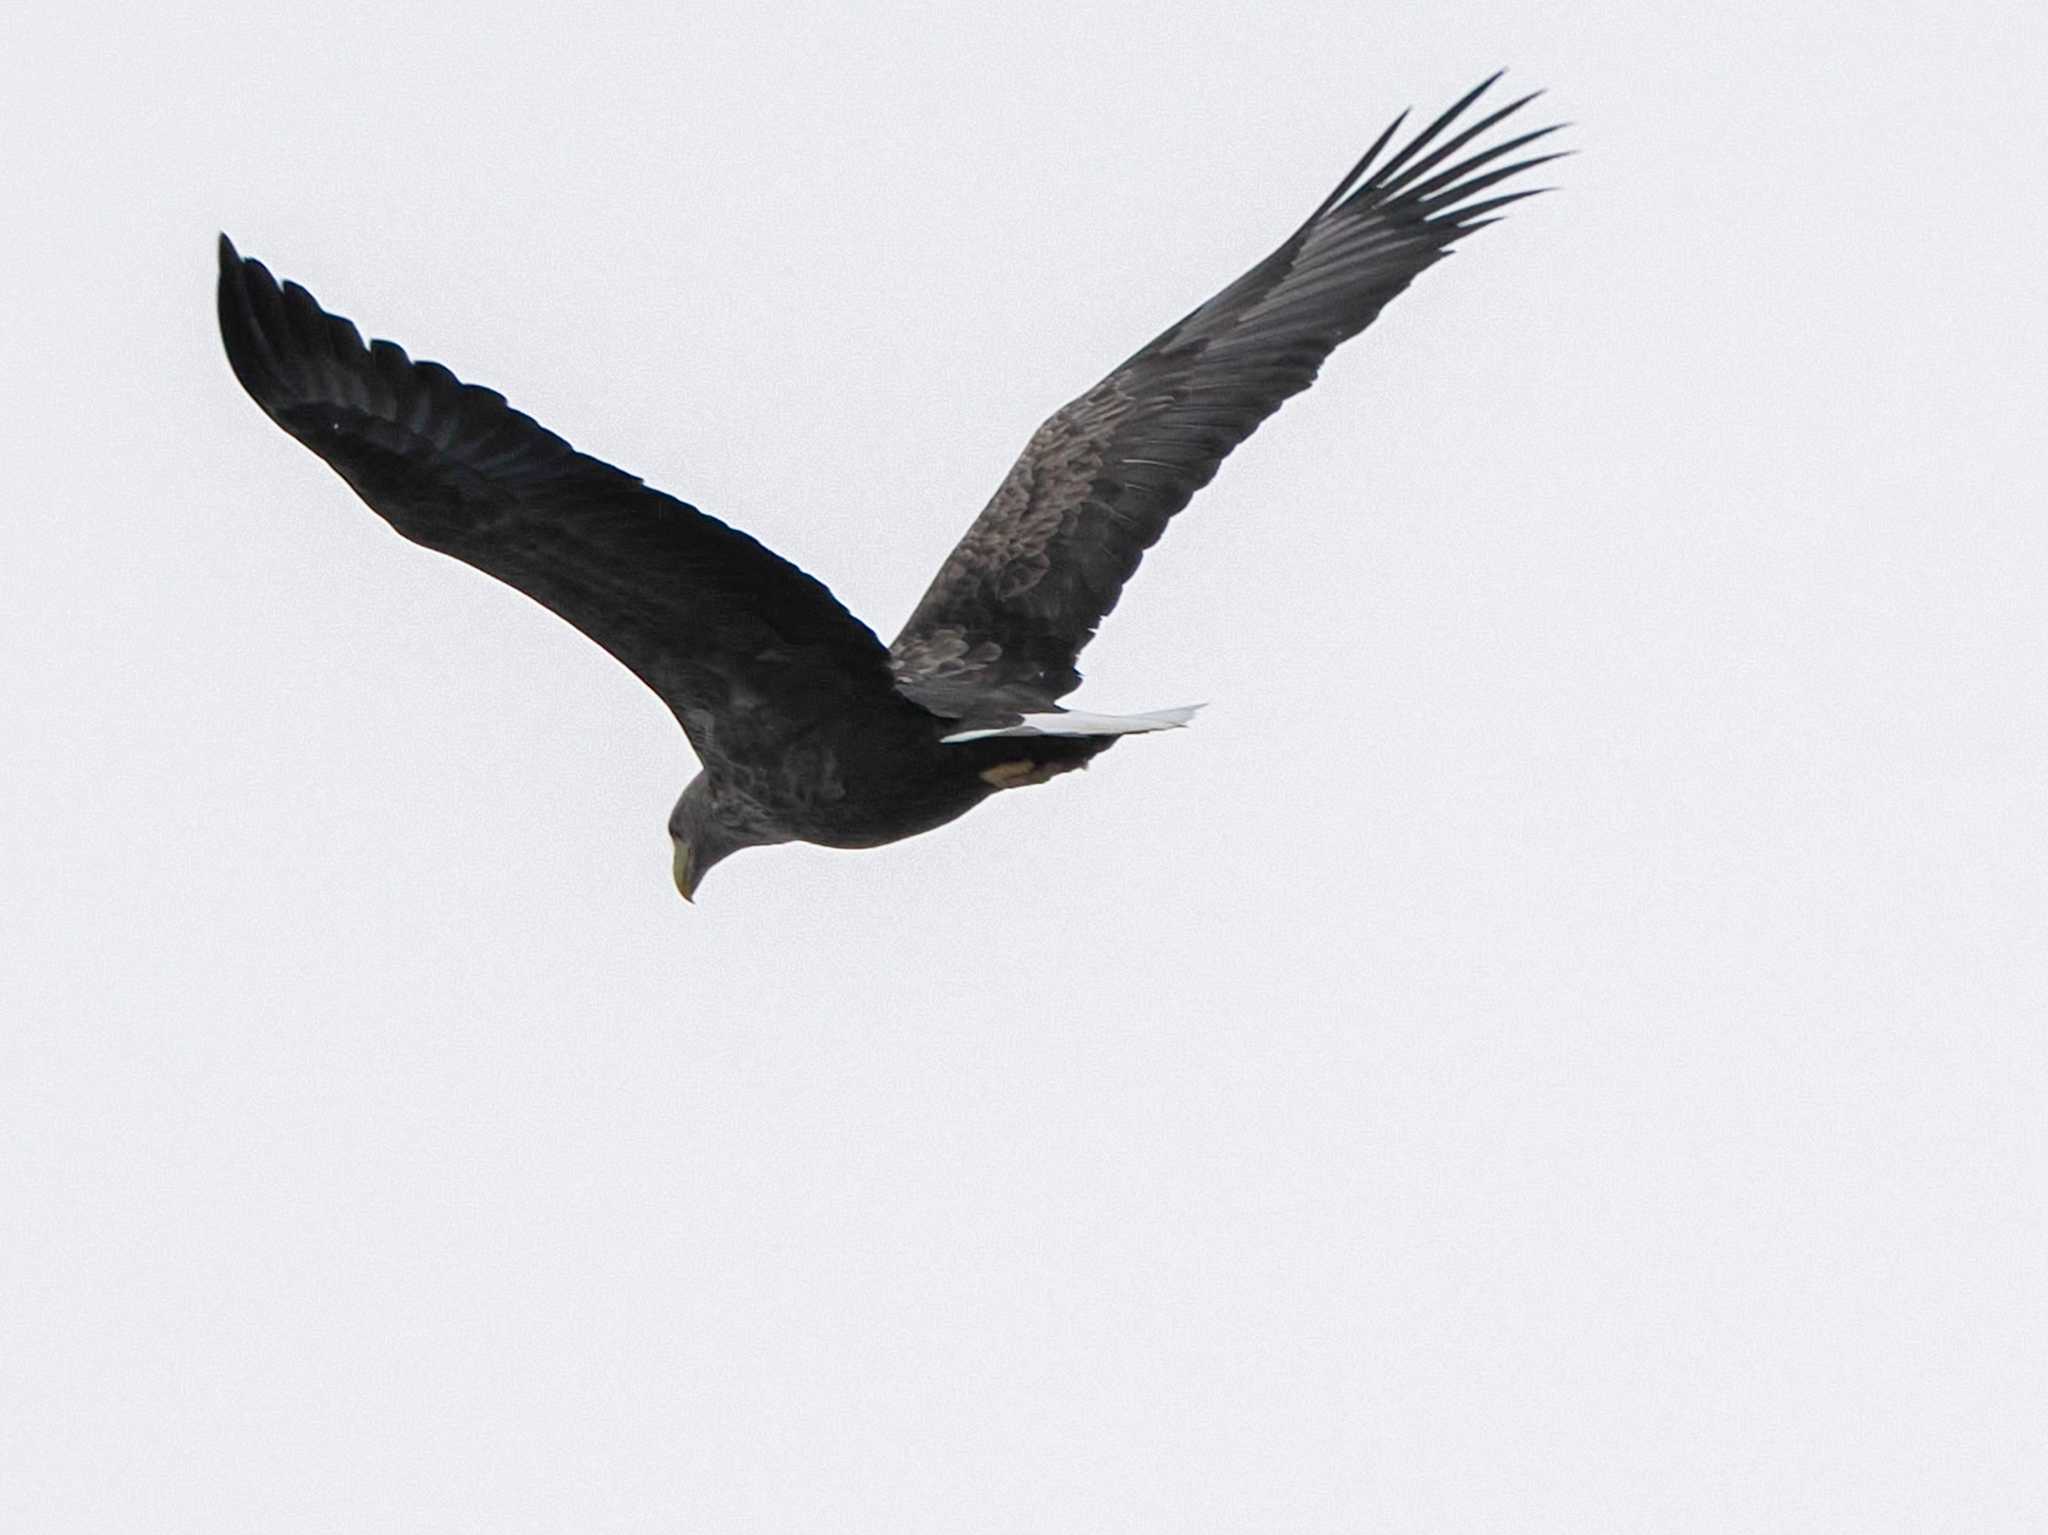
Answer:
941;704;1204;745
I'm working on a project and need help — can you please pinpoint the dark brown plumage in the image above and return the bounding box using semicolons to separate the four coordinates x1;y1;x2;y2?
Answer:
217;76;1561;900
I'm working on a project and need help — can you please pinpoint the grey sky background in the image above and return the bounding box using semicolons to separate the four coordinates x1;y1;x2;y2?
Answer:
4;0;2044;1529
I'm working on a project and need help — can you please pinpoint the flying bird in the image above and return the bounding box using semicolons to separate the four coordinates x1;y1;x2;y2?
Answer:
218;75;1561;901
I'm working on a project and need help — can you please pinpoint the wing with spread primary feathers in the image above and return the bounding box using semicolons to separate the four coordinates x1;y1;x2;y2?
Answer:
891;75;1563;713
218;237;921;765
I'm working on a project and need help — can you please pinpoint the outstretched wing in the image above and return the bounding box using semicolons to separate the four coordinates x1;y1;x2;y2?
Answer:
891;75;1563;712
218;237;922;764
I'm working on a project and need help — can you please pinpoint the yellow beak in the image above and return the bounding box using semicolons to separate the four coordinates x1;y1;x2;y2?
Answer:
672;841;697;903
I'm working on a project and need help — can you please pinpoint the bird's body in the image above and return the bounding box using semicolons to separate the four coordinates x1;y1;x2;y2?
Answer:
686;727;1109;852
218;76;1561;899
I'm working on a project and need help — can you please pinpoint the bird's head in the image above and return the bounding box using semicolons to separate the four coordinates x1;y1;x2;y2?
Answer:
667;773;774;903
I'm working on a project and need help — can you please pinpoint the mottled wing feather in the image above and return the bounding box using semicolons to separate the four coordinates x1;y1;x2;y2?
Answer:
218;238;921;767
892;75;1563;711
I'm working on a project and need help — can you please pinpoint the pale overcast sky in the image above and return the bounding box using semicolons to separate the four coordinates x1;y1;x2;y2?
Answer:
4;1;2044;1530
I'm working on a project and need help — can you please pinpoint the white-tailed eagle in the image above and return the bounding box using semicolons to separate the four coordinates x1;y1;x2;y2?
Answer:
217;75;1562;900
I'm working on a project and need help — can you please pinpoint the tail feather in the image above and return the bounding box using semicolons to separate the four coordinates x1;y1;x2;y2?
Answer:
941;704;1203;745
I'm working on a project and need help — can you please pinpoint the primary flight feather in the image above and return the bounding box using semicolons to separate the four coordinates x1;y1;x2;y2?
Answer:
218;74;1562;901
